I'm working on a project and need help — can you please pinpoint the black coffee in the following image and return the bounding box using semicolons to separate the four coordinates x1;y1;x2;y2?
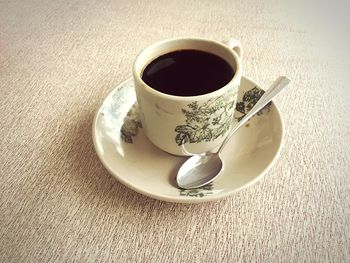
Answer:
141;49;234;96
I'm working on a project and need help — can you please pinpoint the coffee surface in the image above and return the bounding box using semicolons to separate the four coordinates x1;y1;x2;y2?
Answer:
141;49;234;96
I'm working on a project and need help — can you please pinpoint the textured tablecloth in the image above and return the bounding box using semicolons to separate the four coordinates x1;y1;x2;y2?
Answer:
1;0;349;262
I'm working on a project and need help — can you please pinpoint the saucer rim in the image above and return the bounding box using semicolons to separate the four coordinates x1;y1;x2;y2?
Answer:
92;77;284;203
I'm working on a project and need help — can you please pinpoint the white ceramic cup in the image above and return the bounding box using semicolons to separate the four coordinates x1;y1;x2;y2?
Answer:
133;37;242;156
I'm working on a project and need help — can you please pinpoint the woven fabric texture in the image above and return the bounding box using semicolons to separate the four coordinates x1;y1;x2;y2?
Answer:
1;0;349;261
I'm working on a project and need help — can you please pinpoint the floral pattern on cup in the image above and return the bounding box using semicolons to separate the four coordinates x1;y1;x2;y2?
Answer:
174;89;236;146
120;86;271;144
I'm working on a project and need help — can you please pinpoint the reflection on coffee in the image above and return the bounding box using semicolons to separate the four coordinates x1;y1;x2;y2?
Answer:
141;50;234;96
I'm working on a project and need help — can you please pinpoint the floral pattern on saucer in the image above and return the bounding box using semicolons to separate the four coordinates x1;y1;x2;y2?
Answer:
120;103;142;143
235;87;271;122
179;183;215;197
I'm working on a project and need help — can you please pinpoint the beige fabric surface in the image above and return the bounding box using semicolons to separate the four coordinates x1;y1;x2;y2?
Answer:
1;0;349;262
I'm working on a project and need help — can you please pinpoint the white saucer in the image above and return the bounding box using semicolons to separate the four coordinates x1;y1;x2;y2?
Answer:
92;77;284;203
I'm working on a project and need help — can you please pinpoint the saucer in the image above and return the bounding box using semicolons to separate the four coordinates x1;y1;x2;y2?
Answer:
92;77;284;203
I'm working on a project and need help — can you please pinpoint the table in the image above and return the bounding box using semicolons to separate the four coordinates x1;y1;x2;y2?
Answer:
1;0;349;261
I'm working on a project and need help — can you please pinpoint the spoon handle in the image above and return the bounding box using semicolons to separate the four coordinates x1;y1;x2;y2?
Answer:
217;76;290;154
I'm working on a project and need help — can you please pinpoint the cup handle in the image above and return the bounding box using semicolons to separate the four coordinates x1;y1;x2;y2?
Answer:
223;38;243;59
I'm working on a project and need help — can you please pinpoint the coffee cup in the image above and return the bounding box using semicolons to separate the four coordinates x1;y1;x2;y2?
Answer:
133;37;242;156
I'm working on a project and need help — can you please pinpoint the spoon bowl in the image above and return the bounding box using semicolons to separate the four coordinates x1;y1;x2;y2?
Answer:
177;152;223;189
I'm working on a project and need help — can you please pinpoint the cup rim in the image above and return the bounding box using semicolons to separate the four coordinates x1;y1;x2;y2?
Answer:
132;37;242;101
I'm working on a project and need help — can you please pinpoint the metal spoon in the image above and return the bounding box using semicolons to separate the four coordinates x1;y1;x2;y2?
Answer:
176;76;290;189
